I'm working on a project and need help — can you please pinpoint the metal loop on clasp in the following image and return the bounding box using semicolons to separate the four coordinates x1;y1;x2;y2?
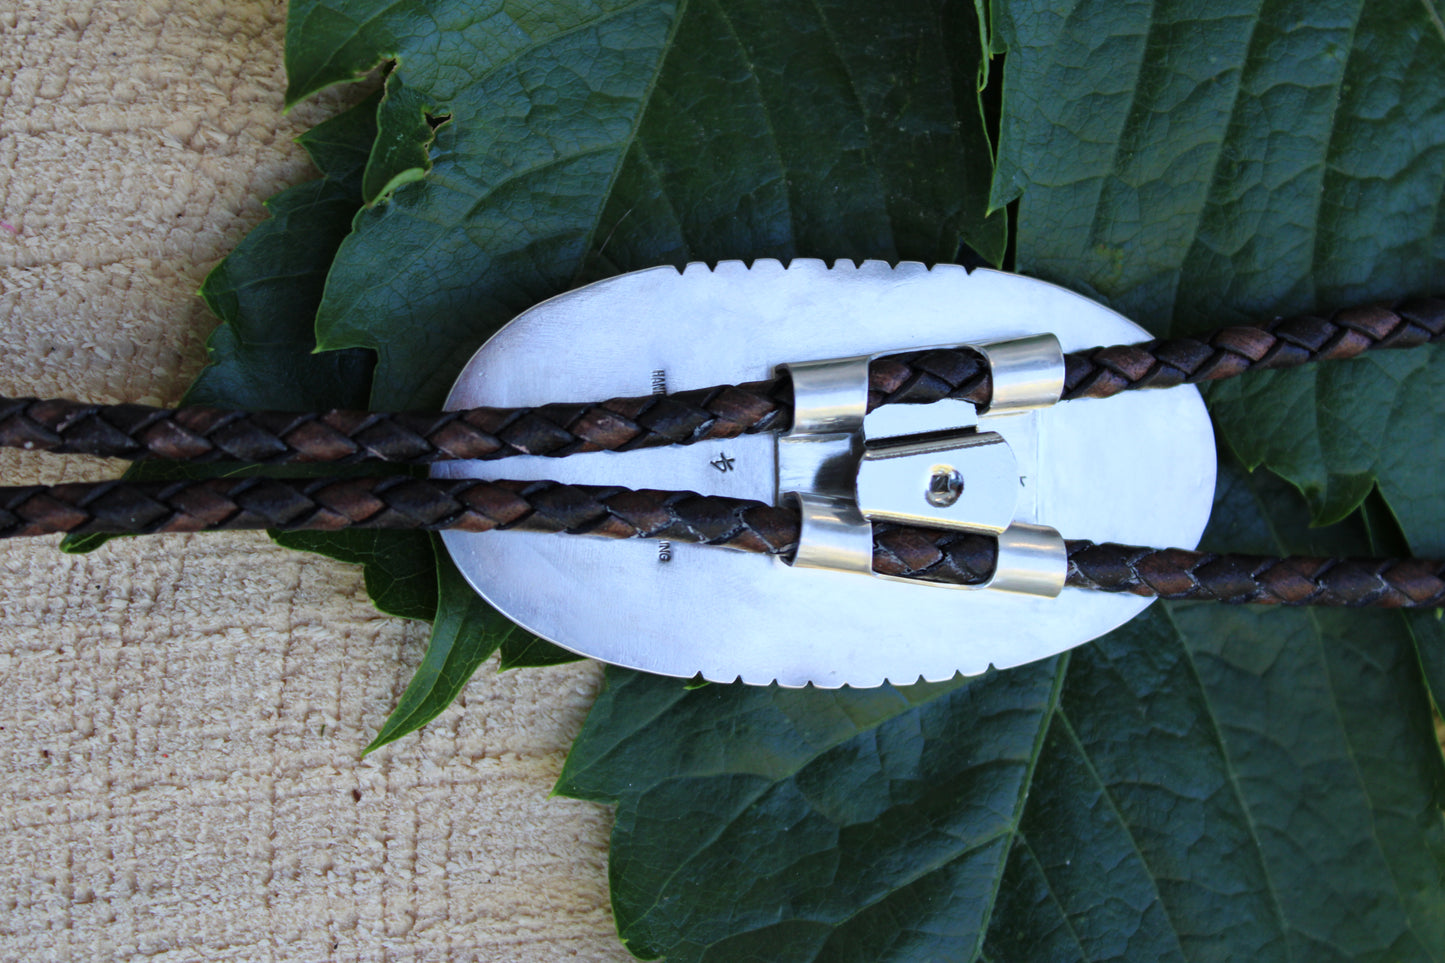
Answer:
973;334;1066;412
776;335;1068;597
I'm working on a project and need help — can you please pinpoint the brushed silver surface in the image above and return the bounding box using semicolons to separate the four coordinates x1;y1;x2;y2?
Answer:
774;357;868;511
435;260;1217;687
788;492;874;575
779;356;870;433
986;522;1068;598
974;334;1064;410
857;432;1018;533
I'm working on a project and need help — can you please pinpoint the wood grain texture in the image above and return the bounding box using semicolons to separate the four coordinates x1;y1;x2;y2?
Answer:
0;2;628;959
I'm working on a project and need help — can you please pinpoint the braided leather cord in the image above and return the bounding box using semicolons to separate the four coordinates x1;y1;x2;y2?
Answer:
5;477;1443;607
1064;296;1445;400
858;524;1445;606
0;476;802;552
1064;540;1445;607
0;379;793;464
3;296;1439;464
870;296;1445;406
874;527;1445;606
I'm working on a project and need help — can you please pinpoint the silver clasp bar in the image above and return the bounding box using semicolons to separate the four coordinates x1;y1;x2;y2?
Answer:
776;335;1068;597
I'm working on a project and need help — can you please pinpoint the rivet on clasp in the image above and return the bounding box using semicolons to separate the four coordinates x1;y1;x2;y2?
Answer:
776;335;1069;597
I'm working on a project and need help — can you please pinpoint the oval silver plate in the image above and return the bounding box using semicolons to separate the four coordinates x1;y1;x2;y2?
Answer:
436;261;1217;687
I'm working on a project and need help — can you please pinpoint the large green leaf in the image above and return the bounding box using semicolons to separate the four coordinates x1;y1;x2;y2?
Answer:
288;0;1006;409
557;663;1063;961
163;93;443;622
126;73;552;709
292;0;684;408
561;464;1445;961
549;1;1445;951
991;0;1445;538
988;465;1445;962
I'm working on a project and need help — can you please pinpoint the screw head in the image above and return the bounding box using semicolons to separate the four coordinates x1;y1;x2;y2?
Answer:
925;465;964;508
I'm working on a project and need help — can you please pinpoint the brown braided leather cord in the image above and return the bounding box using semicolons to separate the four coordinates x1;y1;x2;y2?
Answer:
869;295;1445;406
864;526;1445;607
1063;540;1445;607
0;378;793;464
7;477;1443;607
0;476;802;552
870;522;999;585
1062;296;1445;400
0;477;1004;588
2;296;1439;464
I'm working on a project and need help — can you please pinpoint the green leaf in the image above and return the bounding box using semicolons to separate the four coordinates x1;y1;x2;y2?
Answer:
991;0;1445;536
556;664;1063;961
364;541;522;752
360;69;443;205
199;94;450;622
298;0;686;409
1364;487;1445;716
497;635;584;670
987;14;1445;945
1210;347;1445;544
560;464;1445;961
574;0;1007;282
985;602;1445;962
287;0;1006;408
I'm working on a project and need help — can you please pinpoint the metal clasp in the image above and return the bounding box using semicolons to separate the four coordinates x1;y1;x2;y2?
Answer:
776;335;1069;597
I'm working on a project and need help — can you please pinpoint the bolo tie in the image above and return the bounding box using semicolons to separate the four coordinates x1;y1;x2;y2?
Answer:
0;261;1440;685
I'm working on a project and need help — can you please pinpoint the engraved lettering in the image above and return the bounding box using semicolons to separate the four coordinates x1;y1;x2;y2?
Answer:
651;369;667;395
710;452;736;473
657;540;673;563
